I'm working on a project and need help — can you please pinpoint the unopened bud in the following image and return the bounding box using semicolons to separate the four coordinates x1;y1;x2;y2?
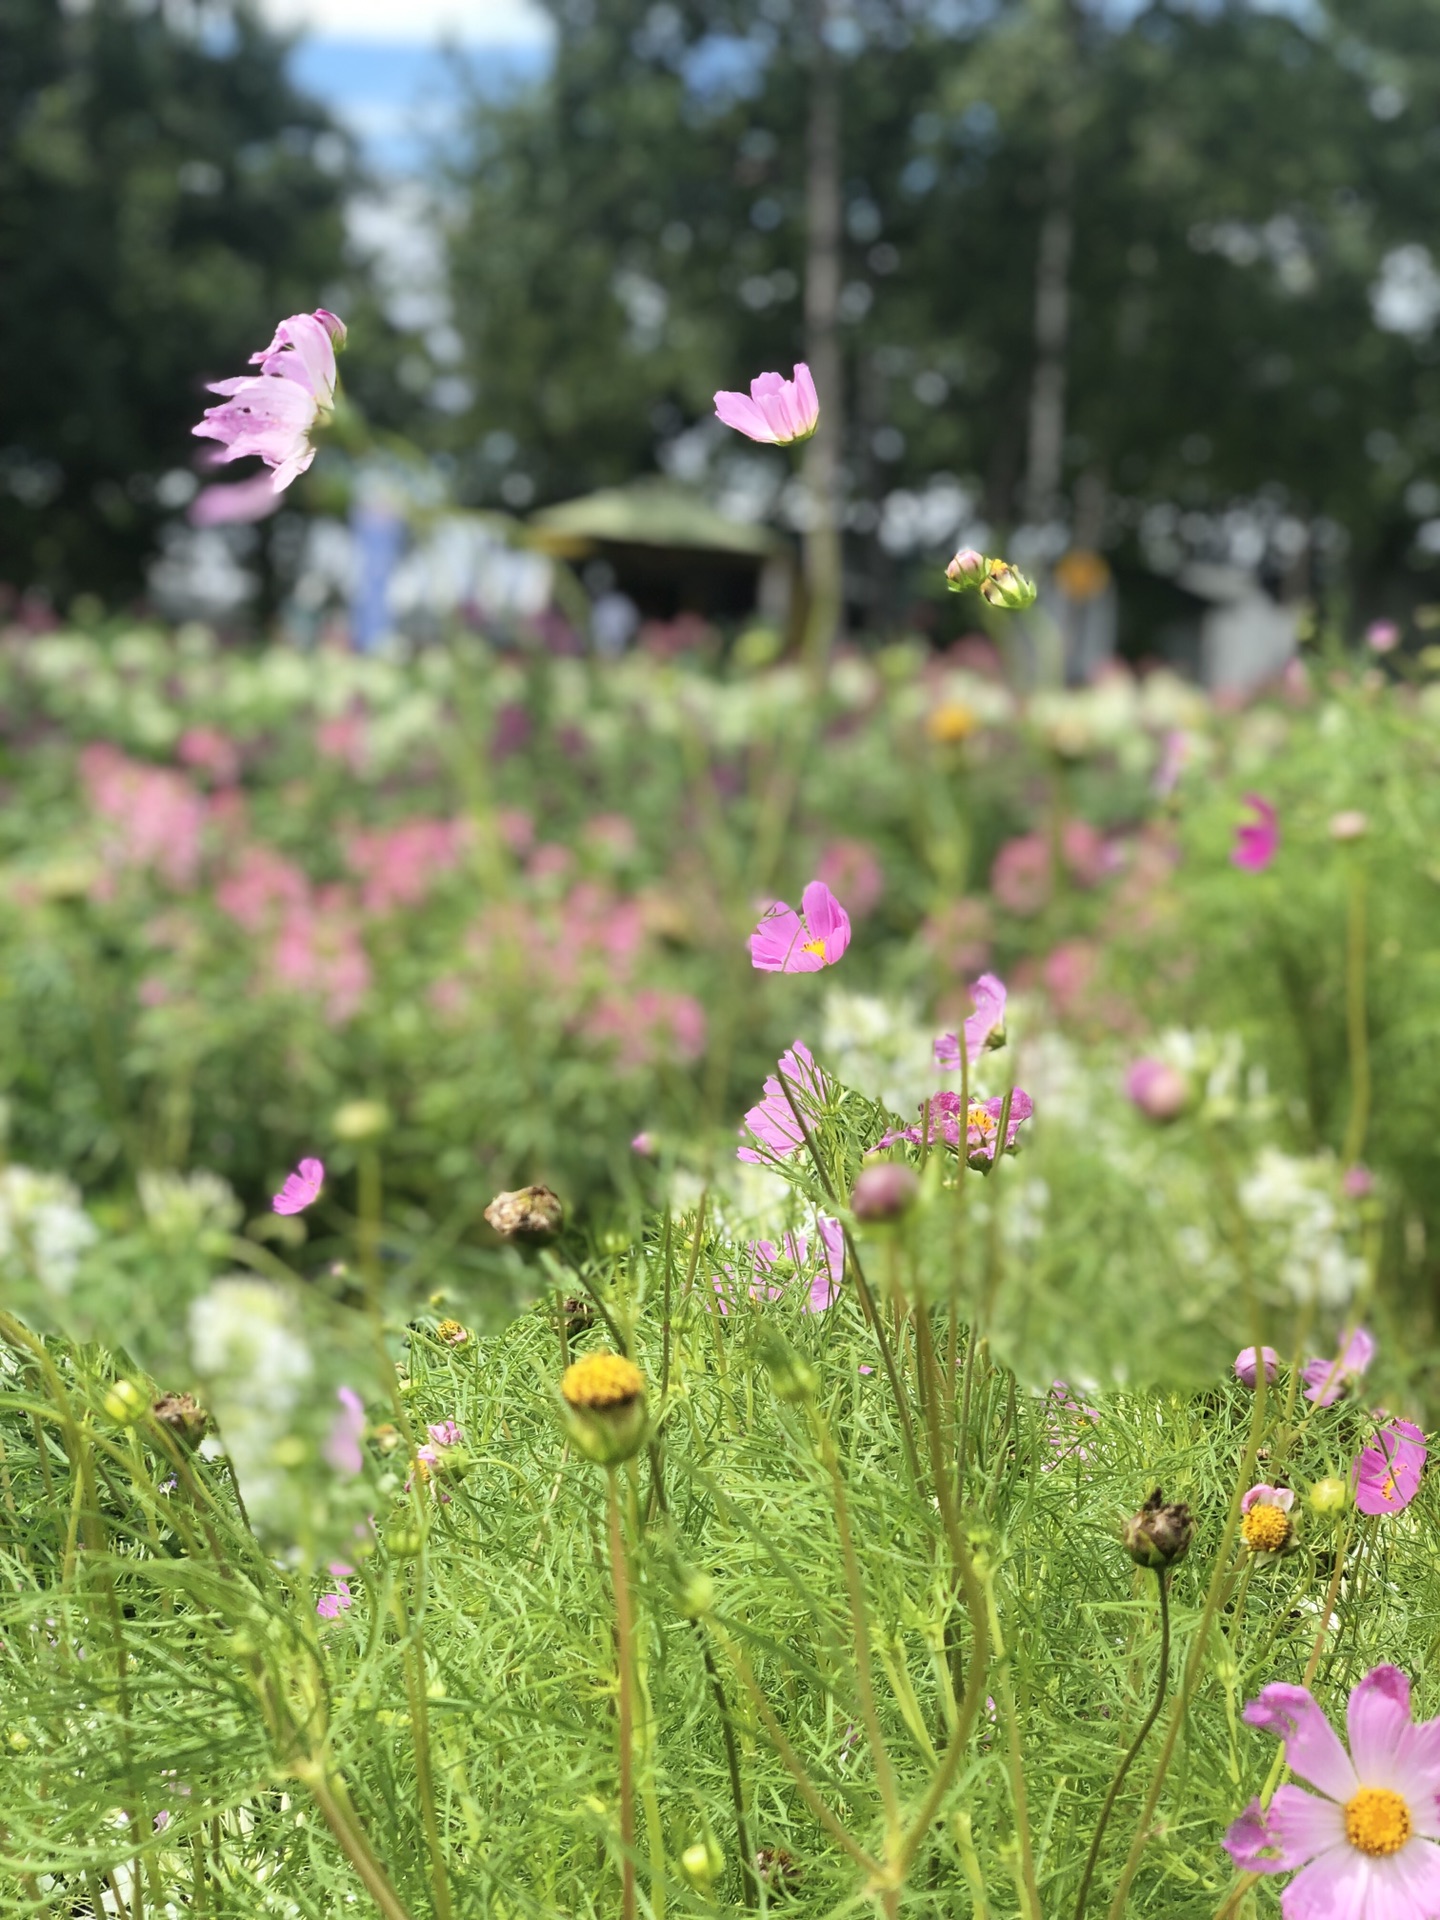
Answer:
385;1521;425;1559
680;1833;725;1890
850;1163;919;1223
753;1329;818;1405
945;547;987;589
1124;1057;1190;1123
559;1351;648;1465
678;1569;715;1619
980;561;1038;611
485;1184;564;1239
1308;1475;1351;1517
150;1390;208;1446
103;1378;147;1426
1122;1488;1195;1570
1328;810;1368;842
333;1099;391;1141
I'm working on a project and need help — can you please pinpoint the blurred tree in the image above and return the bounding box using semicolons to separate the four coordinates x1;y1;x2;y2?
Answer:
445;0;1440;630
0;0;363;605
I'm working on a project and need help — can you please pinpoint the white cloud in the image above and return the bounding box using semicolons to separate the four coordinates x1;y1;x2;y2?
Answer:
259;0;552;45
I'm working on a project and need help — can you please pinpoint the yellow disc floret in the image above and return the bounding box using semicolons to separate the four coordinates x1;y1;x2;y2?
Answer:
1241;1503;1292;1554
926;701;980;745
561;1351;645;1411
1345;1786;1412;1857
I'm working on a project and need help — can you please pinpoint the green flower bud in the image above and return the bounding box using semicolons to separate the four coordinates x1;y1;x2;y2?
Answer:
753;1330;817;1405
1308;1475;1351;1516
680;1832;725;1890
333;1099;391;1142
1122;1488;1195;1570
559;1352;648;1465
103;1378;147;1426
980;561;1038;611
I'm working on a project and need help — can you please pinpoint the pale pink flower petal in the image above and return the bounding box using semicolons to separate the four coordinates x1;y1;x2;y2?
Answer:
1354;1419;1426;1515
273;1156;325;1215
1242;1683;1358;1801
187;472;283;526
935;972;1007;1070
1347;1666;1414;1787
806;1216;845;1312
713;363;819;445
249;311;340;405
323;1385;365;1475
737;1042;829;1163
1242;1484;1294;1513
1223;1788;1346;1874
713;389;777;441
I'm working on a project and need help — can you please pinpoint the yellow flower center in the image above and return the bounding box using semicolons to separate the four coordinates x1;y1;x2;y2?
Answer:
801;938;828;959
926;701;980;745
1345;1786;1411;1856
967;1105;998;1138
1241;1504;1291;1554
561;1351;645;1411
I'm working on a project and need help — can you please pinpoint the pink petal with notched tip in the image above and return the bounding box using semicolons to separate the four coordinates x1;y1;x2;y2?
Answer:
273;1156;325;1215
1347;1665;1414;1787
714;389;780;443
1243;1684;1359;1802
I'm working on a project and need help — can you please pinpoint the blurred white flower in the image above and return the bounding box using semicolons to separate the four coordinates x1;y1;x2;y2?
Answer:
138;1169;242;1248
1239;1148;1365;1307
0;1167;98;1298
821;989;935;1113
189;1279;314;1526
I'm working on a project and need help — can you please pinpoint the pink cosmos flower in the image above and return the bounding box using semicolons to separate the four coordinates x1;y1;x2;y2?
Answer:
1124;1057;1189;1122
1343;1165;1375;1200
1224;1665;1440;1910
713;1217;844;1315
1302;1327;1375;1408
1354;1420;1427;1516
738;1042;831;1163
316;1581;353;1621
877;1089;1034;1166
1232;794;1279;871
427;1421;464;1448
1043;1380;1100;1471
187;471;286;527
1235;1346;1279;1389
750;881;851;972
631;1132;656;1157
273;1157;324;1215
713;364;820;445
1365;619;1401;654
990;834;1052;917
934;972;1007;1071
323;1385;366;1475
192;310;346;493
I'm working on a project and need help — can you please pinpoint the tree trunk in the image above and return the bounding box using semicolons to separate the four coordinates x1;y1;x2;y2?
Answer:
1023;149;1074;528
802;0;843;654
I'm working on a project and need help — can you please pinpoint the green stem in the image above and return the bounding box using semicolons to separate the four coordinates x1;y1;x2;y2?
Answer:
296;1762;419;1920
1072;1572;1170;1920
695;1626;759;1907
395;1568;453;1920
1341;861;1370;1168
607;1469;638;1920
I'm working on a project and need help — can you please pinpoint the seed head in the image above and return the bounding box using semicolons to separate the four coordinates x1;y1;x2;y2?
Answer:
434;1318;469;1347
1122;1488;1195;1570
150;1390;209;1447
485;1184;564;1239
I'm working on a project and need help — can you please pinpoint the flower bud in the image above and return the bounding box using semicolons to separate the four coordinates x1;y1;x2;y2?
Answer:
1122;1488;1195;1570
753;1330;818;1405
434;1318;470;1346
850;1163;919;1223
1233;1347;1278;1390
485;1184;564;1239
980;561;1038;611
103;1378;147;1426
1308;1475;1351;1517
678;1569;715;1619
1365;619;1400;654
559;1351;648;1465
333;1099;391;1141
1328;810;1368;842
384;1520;424;1558
680;1833;725;1891
1124;1057;1190;1123
150;1389;209;1446
944;546;987;589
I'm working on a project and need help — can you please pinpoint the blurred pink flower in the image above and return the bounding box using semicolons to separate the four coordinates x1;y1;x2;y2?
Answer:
713;363;819;445
631;1131;656;1156
80;744;208;890
187;472;283;526
1342;1164;1375;1200
427;1420;464;1448
492;702;532;760
1234;1346;1279;1389
192;310;345;492
990;833;1052;916
738;1041;830;1164
1354;1419;1426;1515
815;839;884;919
274;1157;324;1215
316;1582;353;1621
1153;729;1188;796
1043;938;1099;1019
176;727;241;785
585;989;706;1069
923;896;992;977
877;1090;1033;1165
324;1386;365;1474
315;711;369;775
935;971;1007;1071
1061;818;1109;888
1232;794;1279;871
1302;1327;1374;1408
346;818;469;916
713;1216;844;1314
215;844;309;933
271;890;371;1023
584;813;639;861
496;808;534;854
750;880;851;972
1125;1056;1189;1122
1365;619;1401;654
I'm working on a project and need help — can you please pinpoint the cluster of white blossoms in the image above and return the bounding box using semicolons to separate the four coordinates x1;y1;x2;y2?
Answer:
138;1168;242;1249
821;988;937;1116
188;1278;314;1528
1239;1147;1366;1307
0;1166;98;1298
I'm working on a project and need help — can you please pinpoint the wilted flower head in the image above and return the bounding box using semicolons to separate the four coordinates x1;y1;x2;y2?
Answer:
1225;1665;1440;1908
750;881;851;972
151;1390;208;1447
1232;794;1279;871
192;309;346;495
737;1041;830;1164
1302;1327;1375;1407
713;363;819;445
484;1185;564;1238
273;1157;324;1216
934;972;1007;1072
1124;1056;1190;1123
1122;1488;1194;1569
1354;1419;1426;1516
1234;1346;1279;1390
435;1318;469;1347
1240;1484;1295;1556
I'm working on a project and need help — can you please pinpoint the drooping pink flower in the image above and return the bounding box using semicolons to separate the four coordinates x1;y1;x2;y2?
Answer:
192;310;346;492
1124;1057;1189;1122
815;839;885;919
316;1581;353;1621
737;1042;830;1164
990;834;1052;917
1234;1347;1279;1389
1302;1327;1375;1408
323;1385;366;1475
934;972;1008;1071
1354;1420;1426;1516
750;880;851;972
1365;619;1401;654
187;471;285;527
273;1157;324;1215
1224;1666;1440;1906
1232;794;1279;871
713;364;820;445
877;1090;1034;1166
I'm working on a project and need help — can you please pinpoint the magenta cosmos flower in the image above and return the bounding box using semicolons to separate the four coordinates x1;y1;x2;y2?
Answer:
713;363;819;445
877;1089;1034;1166
750;881;851;972
1234;1346;1279;1389
193;309;346;496
1224;1665;1440;1913
1302;1327;1375;1408
713;1216;844;1315
273;1156;324;1215
738;1042;830;1163
934;972;1007;1071
1354;1420;1427;1517
1232;794;1279;871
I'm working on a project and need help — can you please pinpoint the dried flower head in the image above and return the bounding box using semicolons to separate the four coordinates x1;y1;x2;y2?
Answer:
485;1185;564;1239
1122;1488;1195;1570
434;1318;469;1347
151;1390;208;1447
755;1847;801;1894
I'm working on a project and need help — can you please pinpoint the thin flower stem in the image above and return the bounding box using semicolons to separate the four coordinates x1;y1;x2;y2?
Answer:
393;1569;453;1920
1341;860;1370;1168
982;1577;1042;1920
295;1762;419;1920
1071;1571;1170;1920
607;1468;639;1920
693;1625;759;1908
